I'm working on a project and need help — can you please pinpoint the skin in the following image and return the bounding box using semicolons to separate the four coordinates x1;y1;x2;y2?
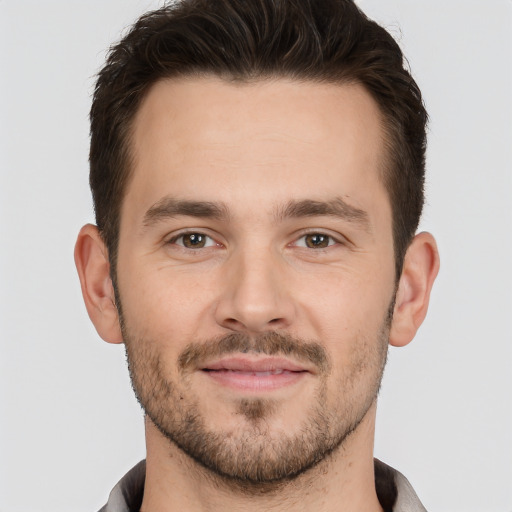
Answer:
75;78;439;511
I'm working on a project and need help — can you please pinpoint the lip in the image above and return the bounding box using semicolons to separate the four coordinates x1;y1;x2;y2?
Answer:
203;357;308;373
201;357;310;392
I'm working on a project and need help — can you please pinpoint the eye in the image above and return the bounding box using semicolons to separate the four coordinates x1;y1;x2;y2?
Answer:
295;233;337;249
170;232;217;249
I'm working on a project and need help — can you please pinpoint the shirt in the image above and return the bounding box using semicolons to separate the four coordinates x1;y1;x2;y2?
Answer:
98;458;427;512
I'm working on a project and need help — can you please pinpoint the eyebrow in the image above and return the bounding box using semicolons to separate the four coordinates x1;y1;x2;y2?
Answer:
143;197;229;226
276;198;371;230
143;196;370;231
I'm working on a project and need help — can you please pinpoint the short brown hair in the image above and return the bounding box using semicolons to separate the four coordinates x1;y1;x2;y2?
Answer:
90;0;427;278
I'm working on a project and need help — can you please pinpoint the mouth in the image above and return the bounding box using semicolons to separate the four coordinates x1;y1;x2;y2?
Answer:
200;357;310;392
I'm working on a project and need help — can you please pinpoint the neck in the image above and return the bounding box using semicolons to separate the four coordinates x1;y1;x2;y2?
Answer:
140;403;383;512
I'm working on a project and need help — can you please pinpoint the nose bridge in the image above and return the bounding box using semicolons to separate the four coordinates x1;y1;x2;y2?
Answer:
215;242;294;333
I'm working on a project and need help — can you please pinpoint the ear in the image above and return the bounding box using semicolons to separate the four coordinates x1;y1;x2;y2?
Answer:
74;224;123;344
389;232;440;347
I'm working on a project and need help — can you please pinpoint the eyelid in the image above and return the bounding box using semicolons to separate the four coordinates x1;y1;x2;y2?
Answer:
291;229;347;248
166;229;221;248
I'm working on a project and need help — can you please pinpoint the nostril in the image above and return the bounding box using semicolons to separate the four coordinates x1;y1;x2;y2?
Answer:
224;318;244;328
219;316;286;333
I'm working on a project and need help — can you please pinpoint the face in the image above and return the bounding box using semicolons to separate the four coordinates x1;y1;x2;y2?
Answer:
115;78;397;483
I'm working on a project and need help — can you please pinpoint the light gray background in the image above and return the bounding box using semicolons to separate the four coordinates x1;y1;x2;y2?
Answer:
1;1;511;510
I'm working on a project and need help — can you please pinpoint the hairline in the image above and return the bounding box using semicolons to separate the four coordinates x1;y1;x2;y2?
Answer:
105;72;406;281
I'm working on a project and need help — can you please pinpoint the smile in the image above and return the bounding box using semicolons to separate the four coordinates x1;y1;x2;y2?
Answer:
201;357;310;392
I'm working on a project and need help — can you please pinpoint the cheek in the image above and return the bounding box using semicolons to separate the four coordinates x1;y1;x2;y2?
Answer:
117;262;216;343
294;265;393;339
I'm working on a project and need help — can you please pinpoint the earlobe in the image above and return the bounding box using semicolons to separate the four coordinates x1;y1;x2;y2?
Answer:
74;224;124;344
389;232;440;347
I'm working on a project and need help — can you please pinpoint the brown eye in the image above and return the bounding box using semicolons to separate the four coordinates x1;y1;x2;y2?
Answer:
304;234;331;248
181;233;208;248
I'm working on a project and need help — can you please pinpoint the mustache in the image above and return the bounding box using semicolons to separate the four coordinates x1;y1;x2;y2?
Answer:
178;331;331;374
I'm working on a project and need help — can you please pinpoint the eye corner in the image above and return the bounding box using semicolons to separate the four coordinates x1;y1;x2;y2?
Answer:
291;231;344;250
166;231;222;250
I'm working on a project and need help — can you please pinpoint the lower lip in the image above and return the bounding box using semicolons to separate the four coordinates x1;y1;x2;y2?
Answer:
202;369;307;392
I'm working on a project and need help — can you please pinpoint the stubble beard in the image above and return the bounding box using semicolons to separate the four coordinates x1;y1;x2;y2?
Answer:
122;318;390;489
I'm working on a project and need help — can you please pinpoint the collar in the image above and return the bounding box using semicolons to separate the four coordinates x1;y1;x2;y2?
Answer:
99;458;426;512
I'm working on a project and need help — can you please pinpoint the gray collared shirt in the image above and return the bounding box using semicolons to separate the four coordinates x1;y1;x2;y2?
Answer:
98;458;427;512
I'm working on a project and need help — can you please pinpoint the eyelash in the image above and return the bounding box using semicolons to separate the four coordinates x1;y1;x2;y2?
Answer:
292;232;339;249
166;231;342;250
167;232;219;249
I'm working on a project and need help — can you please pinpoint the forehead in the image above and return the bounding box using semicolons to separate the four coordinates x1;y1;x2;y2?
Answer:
124;77;389;224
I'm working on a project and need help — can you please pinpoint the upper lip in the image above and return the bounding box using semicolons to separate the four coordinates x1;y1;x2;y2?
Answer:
201;356;311;373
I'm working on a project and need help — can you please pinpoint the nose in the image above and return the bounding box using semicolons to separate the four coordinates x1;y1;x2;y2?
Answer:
214;248;295;334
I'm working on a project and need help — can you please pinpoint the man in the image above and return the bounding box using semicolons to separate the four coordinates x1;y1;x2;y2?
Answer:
74;0;439;510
